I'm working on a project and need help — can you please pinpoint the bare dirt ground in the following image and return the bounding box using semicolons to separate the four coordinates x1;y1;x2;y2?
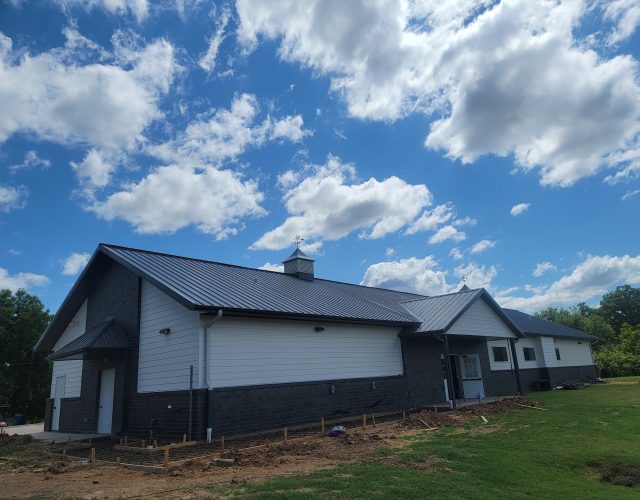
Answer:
1;397;540;499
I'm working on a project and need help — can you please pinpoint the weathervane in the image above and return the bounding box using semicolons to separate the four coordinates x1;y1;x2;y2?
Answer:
462;276;468;285
294;235;304;248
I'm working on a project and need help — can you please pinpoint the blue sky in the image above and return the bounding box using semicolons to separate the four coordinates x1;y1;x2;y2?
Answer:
0;0;639;313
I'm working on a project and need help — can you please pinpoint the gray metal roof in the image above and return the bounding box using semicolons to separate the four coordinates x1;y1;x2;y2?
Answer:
48;320;129;360
283;248;314;262
401;288;524;336
503;308;598;341
101;244;423;324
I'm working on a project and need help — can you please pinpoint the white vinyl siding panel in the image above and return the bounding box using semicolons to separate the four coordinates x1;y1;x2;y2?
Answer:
448;299;516;338
50;299;87;398
516;337;544;369
542;337;594;368
487;339;513;371
208;318;404;388
137;280;200;393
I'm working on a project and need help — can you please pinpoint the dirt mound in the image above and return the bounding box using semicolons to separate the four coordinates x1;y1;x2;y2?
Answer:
599;464;640;487
0;433;33;447
401;411;461;430
457;397;542;416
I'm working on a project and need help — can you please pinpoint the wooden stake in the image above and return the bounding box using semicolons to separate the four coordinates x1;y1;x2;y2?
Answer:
320;417;325;435
153;439;158;448
141;440;146;448
164;448;170;467
124;436;128;445
90;447;96;466
220;436;225;454
480;416;488;423
403;411;406;421
183;433;187;443
283;427;288;443
119;437;123;446
372;415;376;428
362;414;367;430
62;448;66;456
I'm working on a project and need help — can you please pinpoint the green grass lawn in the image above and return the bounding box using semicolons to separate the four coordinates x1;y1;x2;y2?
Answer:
604;375;640;383
209;381;640;499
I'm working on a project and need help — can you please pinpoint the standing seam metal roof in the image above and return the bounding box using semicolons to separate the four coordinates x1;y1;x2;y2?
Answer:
503;308;597;340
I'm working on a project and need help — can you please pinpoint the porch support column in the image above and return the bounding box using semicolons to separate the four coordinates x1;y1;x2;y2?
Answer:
508;338;522;395
443;334;456;409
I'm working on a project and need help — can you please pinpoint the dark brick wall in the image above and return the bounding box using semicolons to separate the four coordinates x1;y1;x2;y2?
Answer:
548;365;598;387
208;376;412;438
126;389;208;441
402;336;448;406
518;368;551;392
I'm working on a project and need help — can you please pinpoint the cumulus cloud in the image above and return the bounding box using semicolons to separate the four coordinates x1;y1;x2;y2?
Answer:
0;184;28;212
532;261;557;277
0;267;49;291
449;247;463;261
405;203;452;234
237;0;640;187
91;164;265;236
8;151;50;173
601;0;640;45
251;155;432;251
510;203;531;217
360;256;497;296
149;93;308;165
61;252;91;275
70;149;115;188
198;6;231;73
470;239;495;254
499;254;640;312
0;29;176;153
428;225;466;245
258;262;283;272
385;247;395;257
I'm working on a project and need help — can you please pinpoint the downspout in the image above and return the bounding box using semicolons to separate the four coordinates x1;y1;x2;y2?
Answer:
508;338;522;395
200;310;222;443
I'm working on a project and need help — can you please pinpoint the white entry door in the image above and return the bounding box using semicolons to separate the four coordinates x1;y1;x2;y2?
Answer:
97;368;115;434
460;354;485;399
51;375;66;431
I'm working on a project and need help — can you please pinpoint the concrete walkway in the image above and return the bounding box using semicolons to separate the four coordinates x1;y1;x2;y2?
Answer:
3;423;107;443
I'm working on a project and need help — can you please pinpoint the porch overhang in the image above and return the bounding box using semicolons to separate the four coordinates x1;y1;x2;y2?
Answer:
47;320;129;361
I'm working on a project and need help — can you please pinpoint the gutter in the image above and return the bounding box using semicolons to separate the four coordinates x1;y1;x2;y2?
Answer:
200;310;223;389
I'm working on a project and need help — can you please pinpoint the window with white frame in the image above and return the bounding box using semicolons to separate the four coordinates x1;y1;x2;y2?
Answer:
523;347;536;361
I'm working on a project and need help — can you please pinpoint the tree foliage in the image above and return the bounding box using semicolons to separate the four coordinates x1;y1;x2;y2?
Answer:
0;289;52;421
535;285;640;377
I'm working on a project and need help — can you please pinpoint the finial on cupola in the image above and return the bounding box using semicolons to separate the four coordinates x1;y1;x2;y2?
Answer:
282;236;315;280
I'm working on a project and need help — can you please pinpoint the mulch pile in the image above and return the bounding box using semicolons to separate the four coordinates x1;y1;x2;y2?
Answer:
599;464;640;488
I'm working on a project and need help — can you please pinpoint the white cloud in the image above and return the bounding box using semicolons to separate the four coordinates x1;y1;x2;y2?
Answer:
470;239;495;254
198;6;231;73
453;262;498;290
149;93;308;165
8;150;50;173
54;0;149;22
385;247;395;257
510;203;531;217
361;256;452;296
428;225;466;245
0;29;176;156
601;0;640;44
449;247;463;261
70;149;115;188
237;0;640;187
277;169;300;189
0;184;28;212
258;262;283;272
90;164;265;237
251;155;432;251
61;252;91;275
7;249;21;256
622;189;640;201
360;256;497;296
0;267;49;291
499;254;640;312
405;203;452;234
532;261;557;277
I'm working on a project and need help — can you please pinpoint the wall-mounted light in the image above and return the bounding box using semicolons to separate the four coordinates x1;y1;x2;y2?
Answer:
314;326;325;332
159;328;171;335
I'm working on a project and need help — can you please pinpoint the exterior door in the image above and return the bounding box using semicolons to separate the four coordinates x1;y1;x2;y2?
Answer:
97;368;115;434
460;354;485;399
51;375;66;431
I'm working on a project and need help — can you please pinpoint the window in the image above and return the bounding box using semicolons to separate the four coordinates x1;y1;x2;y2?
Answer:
492;346;508;362
523;347;536;361
555;348;561;361
462;356;479;379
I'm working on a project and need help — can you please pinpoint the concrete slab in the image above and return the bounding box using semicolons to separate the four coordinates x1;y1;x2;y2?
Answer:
30;431;109;444
2;423;44;435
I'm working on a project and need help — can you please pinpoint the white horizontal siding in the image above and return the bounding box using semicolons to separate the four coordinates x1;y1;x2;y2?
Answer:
208;318;404;388
544;337;594;368
487;339;513;371
137;280;200;393
516;337;545;369
50;299;87;398
449;299;516;338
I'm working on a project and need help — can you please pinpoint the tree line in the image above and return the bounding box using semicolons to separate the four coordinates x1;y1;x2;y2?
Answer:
536;285;640;377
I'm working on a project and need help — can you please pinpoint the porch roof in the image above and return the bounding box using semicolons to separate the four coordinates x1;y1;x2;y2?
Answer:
47;320;129;361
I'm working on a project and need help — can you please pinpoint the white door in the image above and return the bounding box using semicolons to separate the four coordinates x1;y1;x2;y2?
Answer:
460;354;485;399
97;368;115;434
51;375;66;431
